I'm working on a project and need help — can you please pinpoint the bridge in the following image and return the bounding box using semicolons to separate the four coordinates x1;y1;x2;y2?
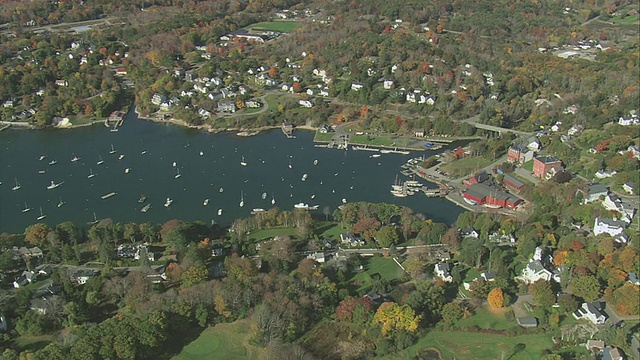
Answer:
456;115;534;137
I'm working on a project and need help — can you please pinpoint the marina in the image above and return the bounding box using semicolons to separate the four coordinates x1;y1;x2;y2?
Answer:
0;109;466;233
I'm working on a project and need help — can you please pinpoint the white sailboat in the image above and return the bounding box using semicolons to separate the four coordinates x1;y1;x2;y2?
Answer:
271;194;276;205
109;144;116;154
164;198;173;207
313;159;318;165
301;174;308;181
47;180;63;190
288;159;292;169
203;198;210;206
240;156;247;166
239;191;244;207
175;167;182;179
89;212;99;225
49;159;58;165
12;178;21;191
262;192;267;200
87;168;96;178
22;203;31;213
97;156;104;165
57;197;65;207
71;154;80;162
219;187;224;193
36;207;47;221
217;208;223;216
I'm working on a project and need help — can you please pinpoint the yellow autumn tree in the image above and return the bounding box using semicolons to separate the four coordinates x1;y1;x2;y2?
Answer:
373;302;421;335
487;288;504;308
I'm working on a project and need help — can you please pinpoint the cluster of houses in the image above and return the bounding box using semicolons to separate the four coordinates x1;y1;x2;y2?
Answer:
577;183;636;243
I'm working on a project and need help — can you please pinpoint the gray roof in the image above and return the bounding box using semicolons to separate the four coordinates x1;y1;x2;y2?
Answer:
535;155;561;164
516;317;538;327
503;174;525;188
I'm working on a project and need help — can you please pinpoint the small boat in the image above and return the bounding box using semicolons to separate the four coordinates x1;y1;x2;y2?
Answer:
175;168;181;179
262;192;267;200
311;194;316;199
288;159;292;169
172;162;177;167
22;203;31;213
39;155;46;161
125;168;131;174
141;150;148;155
57;197;65;207
12;178;21;191
71;155;80;162
301;174;308;181
199;151;204;156
101;192;117;200
370;154;381;158
342;198;347;204
141;203;151;213
138;195;147;203
47;180;63;190
38;170;46;174
164;198;173;207
239;191;244;207
87;169;96;178
313;159;318;165
118;154;125;160
219;187;224;193
217;209;223;216
49;160;57;166
109;144;116;154
294;203;309;209
89;212;99;225
240;156;247;166
36;207;47;221
203;198;210;206
97;156;104;165
251;208;265;214
271;194;276;205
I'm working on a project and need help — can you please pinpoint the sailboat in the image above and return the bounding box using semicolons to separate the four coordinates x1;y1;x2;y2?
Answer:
71;154;80;162
22;203;31;213
217;209;223;216
203;198;210;206
87;169;96;179
262;192;268;200
288;159;292;169
240;156;247;166
313;159;318;165
219;187;224;193
57;197;65;207
175;167;182;179
36;207;47;221
11;178;21;191
239;191;244;207
97;156;104;165
89;212;99;225
109;144;116;154
271;194;276;205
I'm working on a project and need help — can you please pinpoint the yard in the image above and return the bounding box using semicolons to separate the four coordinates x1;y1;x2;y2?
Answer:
350;256;405;291
400;330;554;360
247;21;299;33
456;305;515;331
172;320;263;360
440;156;491;178
14;334;55;353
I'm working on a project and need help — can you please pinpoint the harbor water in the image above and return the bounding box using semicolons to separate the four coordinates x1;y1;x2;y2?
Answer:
0;109;465;233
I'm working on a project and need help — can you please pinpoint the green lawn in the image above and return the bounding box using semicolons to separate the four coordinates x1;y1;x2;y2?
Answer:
456;305;515;331
522;160;534;172
172;320;261;360
401;330;553;360
440;156;491;177
350;256;404;290
14;335;55;353
349;135;397;147
315;221;346;240
248;21;299;33
247;227;296;241
314;131;333;142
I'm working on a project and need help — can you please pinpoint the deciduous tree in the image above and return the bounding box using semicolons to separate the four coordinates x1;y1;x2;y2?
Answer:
487;288;504;308
374;302;421;335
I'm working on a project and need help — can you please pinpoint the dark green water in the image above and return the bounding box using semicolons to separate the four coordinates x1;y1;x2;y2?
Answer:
0;108;464;233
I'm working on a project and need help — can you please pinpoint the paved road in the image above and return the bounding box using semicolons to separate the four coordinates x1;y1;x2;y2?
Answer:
458;115;534;136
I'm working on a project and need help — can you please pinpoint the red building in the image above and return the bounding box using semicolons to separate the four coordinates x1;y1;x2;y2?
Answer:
533;156;562;178
502;174;526;192
463;184;523;209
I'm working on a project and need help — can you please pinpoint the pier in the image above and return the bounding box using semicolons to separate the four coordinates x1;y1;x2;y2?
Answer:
105;111;126;131
282;121;295;138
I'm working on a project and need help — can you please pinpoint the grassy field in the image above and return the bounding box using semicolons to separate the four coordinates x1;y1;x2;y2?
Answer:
247;227;296;241
14;335;56;353
172;320;262;360
316;221;346;240
314;131;333;142
350;256;405;290
401;330;553;360
522;160;534;171
248;21;299;33
440;156;491;177
456;305;515;331
349;134;397;147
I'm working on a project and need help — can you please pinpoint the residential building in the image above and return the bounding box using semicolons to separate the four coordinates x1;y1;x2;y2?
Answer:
577;183;609;204
459;227;479;239
13;271;36;288
623;182;635;194
507;144;534;164
533;155;562;178
115;68;127;75
627;272;640;286
434;262;453;282
340;233;364;247
516;317;538;328
245;100;262;108
593;217;626;237
217;101;236;113
307;252;326;263
585;339;605;352
383;80;394;89
518;259;552;284
618;114;639;126
299;100;313;108
573;302;607;325
351;82;364;91
602;195;636;222
463;170;489;186
151;93;166;106
602;347;625;360
595;169;617;179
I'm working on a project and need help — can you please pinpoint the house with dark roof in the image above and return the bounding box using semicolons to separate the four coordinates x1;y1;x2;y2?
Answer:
533;155;562;178
573;302;607;325
463;170;490;186
434;262;453;282
516;317;538;328
517;259;552;284
507;144;534;164
577;183;609;204
602;346;625;360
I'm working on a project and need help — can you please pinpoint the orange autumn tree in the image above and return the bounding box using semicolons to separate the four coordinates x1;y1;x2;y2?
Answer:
488;288;505;308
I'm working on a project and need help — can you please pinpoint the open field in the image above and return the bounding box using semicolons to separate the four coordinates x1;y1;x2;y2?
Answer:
350;256;405;290
14;335;55;353
456;305;514;330
440;156;490;177
172;320;262;360
400;330;553;360
248;21;299;33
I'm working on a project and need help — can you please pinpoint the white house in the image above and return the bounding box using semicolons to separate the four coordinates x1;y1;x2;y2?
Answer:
593;217;626;237
340;233;364;247
595;169;617;179
383;80;394;90
459;227;479;239
618;114;639;126
351;82;364;91
579;183;609;204
518;259;552;284
623;182;634;194
602;195;636;222
151;93;167;106
573;302;607;325
434;262;453;282
307;252;326;263
299;100;313;108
